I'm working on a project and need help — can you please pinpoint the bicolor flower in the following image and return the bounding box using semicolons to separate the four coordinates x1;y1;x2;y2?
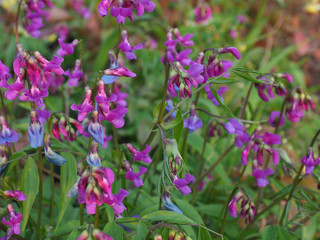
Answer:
28;110;45;148
163;193;183;214
88;110;106;145
86;141;101;167
3;191;27;201
119;29;143;60
0;116;20;146
2;204;22;235
101;51;119;84
71;88;95;121
92;229;113;240
44;134;67;166
301;148;320;175
184;105;203;132
126;144;152;164
34;51;64;75
103;67;136;78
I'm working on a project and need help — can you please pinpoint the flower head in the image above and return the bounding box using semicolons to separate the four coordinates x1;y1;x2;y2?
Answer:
65;59;83;87
28;110;45;148
57;38;79;57
119;30;143;60
2;204;22;235
124;161;147;187
86;141;101;167
0;116;20;146
3;191;27;201
184;105;203;132
71;88;95;121
126;144;152;164
301;148;320;175
43;134;67;166
173;174;194;195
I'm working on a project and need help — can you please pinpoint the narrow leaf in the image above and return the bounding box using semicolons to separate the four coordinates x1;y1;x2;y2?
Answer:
142;210;196;225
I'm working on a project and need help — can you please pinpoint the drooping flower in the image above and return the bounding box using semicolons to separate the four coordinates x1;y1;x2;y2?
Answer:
301;147;320;175
64;59;83;87
43;134;67;166
57;38;79;57
252;160;273;187
126;144;152;164
119;29;143;60
162;193;183;214
225;118;250;148
0;60;12;81
86;141;101;167
228;191;243;218
103;67;136;78
124;161;147;187
88;110;106;145
173;174;194;195
3;191;27;201
28;110;45;148
183;105;203;132
217;47;241;60
71;88;95;121
0;116;20;146
2;204;23;235
22;83;49;108
268;111;285;127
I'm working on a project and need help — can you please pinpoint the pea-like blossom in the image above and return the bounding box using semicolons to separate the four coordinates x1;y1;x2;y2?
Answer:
103;67;136;78
64;59;83;87
34;51;64;75
101;51;119;84
3;191;27;201
268;111;285;127
57;38;79;57
228;191;243;218
71;88;95;121
301;148;320;175
0;116;20;146
2;204;23;235
92;229;113;240
22;83;49;108
228;191;256;224
184;105;203;132
252;160;273;187
173;174;194;195
194;5;212;24
126;144;152;164
124;161;147;187
43;134;67;166
88;110;106;145
162;193;183;214
225;118;250;149
119;30;143;60
86;141;101;167
72;0;91;18
0;60;12;81
28;110;45;148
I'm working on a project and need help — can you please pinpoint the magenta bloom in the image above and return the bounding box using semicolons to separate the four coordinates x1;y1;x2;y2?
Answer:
3;75;25;101
184;106;203;132
237;15;247;23
0;60;12;81
268;111;285;127
71;88;95;121
2;204;22;235
174;29;194;47
34;51;64;75
57;38;79;57
217;47;241;60
126;144;152;164
0;116;20;146
204;85;228;106
35;107;51;124
103;67;136;78
195;5;212;24
228;192;243;218
119;30;143;60
3;191;27;201
72;0;91;18
23;84;48;108
65;59;83;87
252;166;273;187
173;174;194;195
225;118;250;148
110;7;133;24
301;148;320;175
125;165;148;187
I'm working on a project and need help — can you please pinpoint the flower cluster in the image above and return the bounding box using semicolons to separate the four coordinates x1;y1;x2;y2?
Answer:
98;0;156;24
23;0;53;38
228;191;256;224
70;167;129;215
52;115;83;142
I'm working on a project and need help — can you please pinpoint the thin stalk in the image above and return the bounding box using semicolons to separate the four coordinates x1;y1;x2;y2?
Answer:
220;165;247;234
94;206;99;228
36;147;43;240
50;163;55;227
157;59;170;123
140;124;157;151
15;0;24;45
80;204;84;226
239;83;254;119
0;90;7;119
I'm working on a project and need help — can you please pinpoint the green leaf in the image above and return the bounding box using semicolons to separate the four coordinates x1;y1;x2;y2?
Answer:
162;110;182;130
174;199;204;224
142;211;196;225
103;221;124;240
55;153;78;230
209;87;235;118
153;101;163;120
233;70;267;84
262;225;276;240
198;227;212;240
66;230;80;240
6;151;26;175
21;157;39;232
136;220;148;240
173;117;184;144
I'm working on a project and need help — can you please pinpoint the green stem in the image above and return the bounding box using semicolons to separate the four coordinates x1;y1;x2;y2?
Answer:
50;163;55;227
15;0;23;45
80;204;84;226
94;206;99;228
0;90;7;119
157;60;170;124
220;165;247;234
36;147;43;240
239;83;253;119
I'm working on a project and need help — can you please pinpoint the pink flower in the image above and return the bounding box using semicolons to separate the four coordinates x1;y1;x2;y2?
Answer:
57;38;79;57
126;144;152;164
34;51;64;75
2;204;22;235
119;30;143;60
173;174;194;195
194;5;212;24
3;191;26;201
71;88;95;121
64;59;83;87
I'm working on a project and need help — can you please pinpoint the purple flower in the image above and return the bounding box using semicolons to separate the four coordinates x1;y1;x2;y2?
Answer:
101;51;119;84
125;163;148;187
230;29;237;38
119;30;143;60
204;85;228;106
3;191;27;201
301;148;320;175
228;191;243;218
34;52;64;75
72;0;91;18
225;118;250;148
76;230;89;240
110;7;133;24
98;0;112;17
2;204;22;235
0;116;20;146
57;38;79;57
174;29;194;47
268;111;285;127
194;5;212;24
43;134;67;166
237;15;247;23
3;75;25;101
217;47;241;60
86;142;101;167
35;107;51;124
262;132;282;145
71;88;95;121
103;67;136;78
252;161;273;187
126;144;152;164
0;60;12;81
28;110;44;148
277;73;293;83
173;174;194;195
64;59;84;87
184;106;203;132
88;110;106;145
